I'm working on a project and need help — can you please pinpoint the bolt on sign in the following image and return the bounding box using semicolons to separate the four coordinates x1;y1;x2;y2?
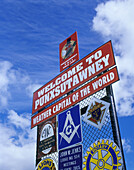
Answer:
59;144;82;170
59;31;79;72
32;41;115;115
83;97;110;130
58;104;82;150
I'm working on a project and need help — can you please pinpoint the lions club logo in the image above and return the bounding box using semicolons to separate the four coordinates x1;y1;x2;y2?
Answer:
36;158;57;170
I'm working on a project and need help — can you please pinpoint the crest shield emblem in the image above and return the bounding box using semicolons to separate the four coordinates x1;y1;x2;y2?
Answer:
83;97;110;129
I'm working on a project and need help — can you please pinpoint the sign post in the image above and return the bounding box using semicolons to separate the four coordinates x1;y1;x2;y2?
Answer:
106;85;126;170
32;35;126;169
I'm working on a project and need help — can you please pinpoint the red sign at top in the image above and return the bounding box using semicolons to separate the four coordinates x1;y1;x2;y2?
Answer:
32;41;115;114
59;32;79;72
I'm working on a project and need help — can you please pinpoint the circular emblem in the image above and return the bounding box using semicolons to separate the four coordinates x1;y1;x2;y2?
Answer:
36;158;57;170
40;123;54;154
83;139;122;170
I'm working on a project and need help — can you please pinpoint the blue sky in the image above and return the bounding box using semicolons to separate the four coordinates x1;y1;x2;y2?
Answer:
0;0;134;169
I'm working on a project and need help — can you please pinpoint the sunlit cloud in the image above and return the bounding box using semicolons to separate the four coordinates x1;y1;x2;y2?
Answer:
0;110;37;170
92;0;134;116
0;61;13;106
122;138;132;153
26;83;42;97
0;60;43;111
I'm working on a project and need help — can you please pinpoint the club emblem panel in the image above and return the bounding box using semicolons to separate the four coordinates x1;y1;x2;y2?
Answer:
83;97;110;129
58;105;82;150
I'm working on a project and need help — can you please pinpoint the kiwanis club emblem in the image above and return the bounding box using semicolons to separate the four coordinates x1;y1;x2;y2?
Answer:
83;97;110;129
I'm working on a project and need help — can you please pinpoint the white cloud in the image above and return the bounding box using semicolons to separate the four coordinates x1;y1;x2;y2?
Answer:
0;60;27;108
0;61;13;106
0;110;37;170
7;110;37;145
26;83;42;97
0;123;16;146
0;60;41;169
8;110;30;129
0;60;42;111
0;140;36;170
93;0;134;116
122;138;132;153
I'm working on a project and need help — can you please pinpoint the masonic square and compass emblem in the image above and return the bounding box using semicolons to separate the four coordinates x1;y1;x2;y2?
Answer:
58;105;82;150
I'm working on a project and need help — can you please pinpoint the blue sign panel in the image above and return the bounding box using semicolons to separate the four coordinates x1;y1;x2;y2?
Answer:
59;144;82;170
58;105;82;150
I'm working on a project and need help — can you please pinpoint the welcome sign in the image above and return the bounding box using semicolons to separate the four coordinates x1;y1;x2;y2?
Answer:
32;41;115;114
31;67;119;128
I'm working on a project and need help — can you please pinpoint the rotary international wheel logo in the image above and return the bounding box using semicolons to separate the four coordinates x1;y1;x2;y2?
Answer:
83;139;122;170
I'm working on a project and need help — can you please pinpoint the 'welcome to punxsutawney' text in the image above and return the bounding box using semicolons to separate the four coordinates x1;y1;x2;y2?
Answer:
32;41;115;114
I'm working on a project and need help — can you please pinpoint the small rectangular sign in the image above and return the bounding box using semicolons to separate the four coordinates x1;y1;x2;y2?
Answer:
37;116;57;159
59;145;82;170
32;41;115;114
59;31;79;72
31;67;119;128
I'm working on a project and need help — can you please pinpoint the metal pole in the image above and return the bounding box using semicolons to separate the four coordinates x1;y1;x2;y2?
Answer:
36;125;41;167
106;85;126;170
